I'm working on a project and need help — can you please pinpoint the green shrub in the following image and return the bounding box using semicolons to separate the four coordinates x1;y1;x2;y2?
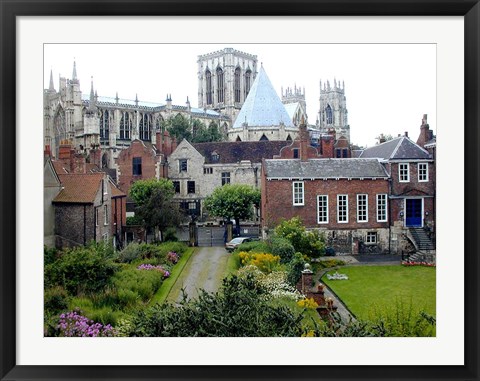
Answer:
44;286;69;314
44;246;58;266
269;236;295;263
126;215;143;226
235;240;271;253
117;242;142;263
286;252;306;286
163;227;178;242
45;244;118;295
111;268;163;303
274;217;326;259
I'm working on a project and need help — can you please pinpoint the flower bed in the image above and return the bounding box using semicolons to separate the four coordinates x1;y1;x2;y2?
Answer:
58;310;116;337
401;261;436;267
137;264;171;278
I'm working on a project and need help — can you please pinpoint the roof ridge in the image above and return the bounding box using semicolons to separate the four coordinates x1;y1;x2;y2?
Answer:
389;137;404;159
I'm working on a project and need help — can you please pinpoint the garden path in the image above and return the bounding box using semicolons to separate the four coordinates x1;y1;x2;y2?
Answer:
166;246;230;304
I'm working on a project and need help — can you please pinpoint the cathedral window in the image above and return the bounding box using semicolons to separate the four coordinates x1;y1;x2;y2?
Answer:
100;110;110;142
119;112;131;140
245;70;252;98
139;114;151;141
156;116;164;132
234;67;241;103
206;70;213;105
326;105;333;125
216;67;224;104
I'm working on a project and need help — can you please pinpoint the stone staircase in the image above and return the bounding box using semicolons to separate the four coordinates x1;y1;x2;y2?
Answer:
406;228;436;264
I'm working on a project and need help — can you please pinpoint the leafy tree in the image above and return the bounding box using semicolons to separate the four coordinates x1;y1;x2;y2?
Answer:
190;119;223;143
129;179;185;241
274;217;326;259
162;114;191;142
204;184;260;234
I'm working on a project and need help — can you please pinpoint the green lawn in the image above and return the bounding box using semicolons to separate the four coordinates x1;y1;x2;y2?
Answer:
322;265;436;320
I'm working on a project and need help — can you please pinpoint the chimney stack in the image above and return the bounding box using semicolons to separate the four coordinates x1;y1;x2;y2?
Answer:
299;118;309;161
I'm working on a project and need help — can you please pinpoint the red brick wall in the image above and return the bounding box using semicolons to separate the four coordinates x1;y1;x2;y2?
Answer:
111;196;127;239
390;162;435;196
262;177;390;230
116;140;161;194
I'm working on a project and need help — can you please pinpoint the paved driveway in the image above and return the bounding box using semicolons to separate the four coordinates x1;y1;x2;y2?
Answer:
166;246;230;304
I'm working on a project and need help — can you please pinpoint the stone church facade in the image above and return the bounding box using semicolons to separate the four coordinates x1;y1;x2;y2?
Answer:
197;47;258;125
318;79;350;141
43;62;230;168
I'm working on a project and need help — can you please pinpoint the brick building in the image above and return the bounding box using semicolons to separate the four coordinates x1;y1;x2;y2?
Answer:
114;130;176;195
261;158;390;254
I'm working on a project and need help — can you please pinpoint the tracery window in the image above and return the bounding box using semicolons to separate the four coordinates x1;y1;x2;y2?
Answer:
139;113;151;141
216;67;224;103
234;67;241;103
99;110;110;141
119;111;131;140
245;70;252;98
206;70;213;105
326;105;333;124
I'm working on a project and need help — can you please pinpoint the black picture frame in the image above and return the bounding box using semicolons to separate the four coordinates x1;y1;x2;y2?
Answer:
1;1;479;380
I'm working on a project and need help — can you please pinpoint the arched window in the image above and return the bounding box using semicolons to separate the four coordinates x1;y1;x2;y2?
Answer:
236;135;242;142
205;70;213;105
326;105;333;125
234;67;241;103
54;108;66;156
139;114;151;141
286;134;292;141
119;111;131;140
216;67;224;103
245;69;252;98
99;110;110;142
259;134;269;141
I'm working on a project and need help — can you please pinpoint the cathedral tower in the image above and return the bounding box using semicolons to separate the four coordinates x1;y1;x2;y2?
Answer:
197;48;258;128
318;79;350;141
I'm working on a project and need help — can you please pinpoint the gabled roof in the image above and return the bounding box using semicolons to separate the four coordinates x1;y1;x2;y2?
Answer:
359;137;430;160
233;66;294;128
53;173;104;203
264;158;389;179
109;178;126;198
193;141;289;164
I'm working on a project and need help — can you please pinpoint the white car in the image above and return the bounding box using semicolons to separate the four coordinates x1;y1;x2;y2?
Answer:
225;237;258;252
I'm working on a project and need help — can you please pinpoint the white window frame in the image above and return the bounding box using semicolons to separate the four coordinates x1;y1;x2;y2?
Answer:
399;163;410;182
376;194;388;222
357;194;368;223
337;194;348;223
317;195;329;224
418;163;429;182
292;181;304;206
95;207;99;227
366;232;377;244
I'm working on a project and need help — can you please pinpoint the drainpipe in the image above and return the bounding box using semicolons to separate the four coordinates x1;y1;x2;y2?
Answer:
83;205;87;246
388;178;392;255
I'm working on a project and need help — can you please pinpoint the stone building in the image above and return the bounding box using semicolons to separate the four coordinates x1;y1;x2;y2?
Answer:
227;65;298;142
168;139;288;220
318;79;350;141
44;157;62;248
281;85;308;127
52;172;113;248
197;47;258;124
44;61;230;168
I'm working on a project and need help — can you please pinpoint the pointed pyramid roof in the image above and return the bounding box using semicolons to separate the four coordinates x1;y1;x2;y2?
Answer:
233;66;294;128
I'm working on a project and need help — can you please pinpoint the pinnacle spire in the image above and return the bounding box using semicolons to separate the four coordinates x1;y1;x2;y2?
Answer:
72;59;77;80
49;69;55;92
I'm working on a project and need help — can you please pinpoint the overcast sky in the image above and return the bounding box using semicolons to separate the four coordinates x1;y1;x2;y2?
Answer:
44;43;436;148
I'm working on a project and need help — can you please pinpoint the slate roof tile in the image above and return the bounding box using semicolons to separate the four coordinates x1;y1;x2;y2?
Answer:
264;158;389;179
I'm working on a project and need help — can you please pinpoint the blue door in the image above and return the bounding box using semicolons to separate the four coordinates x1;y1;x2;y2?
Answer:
405;199;422;227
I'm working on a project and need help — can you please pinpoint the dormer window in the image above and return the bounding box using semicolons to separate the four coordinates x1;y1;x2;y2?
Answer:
211;151;219;162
